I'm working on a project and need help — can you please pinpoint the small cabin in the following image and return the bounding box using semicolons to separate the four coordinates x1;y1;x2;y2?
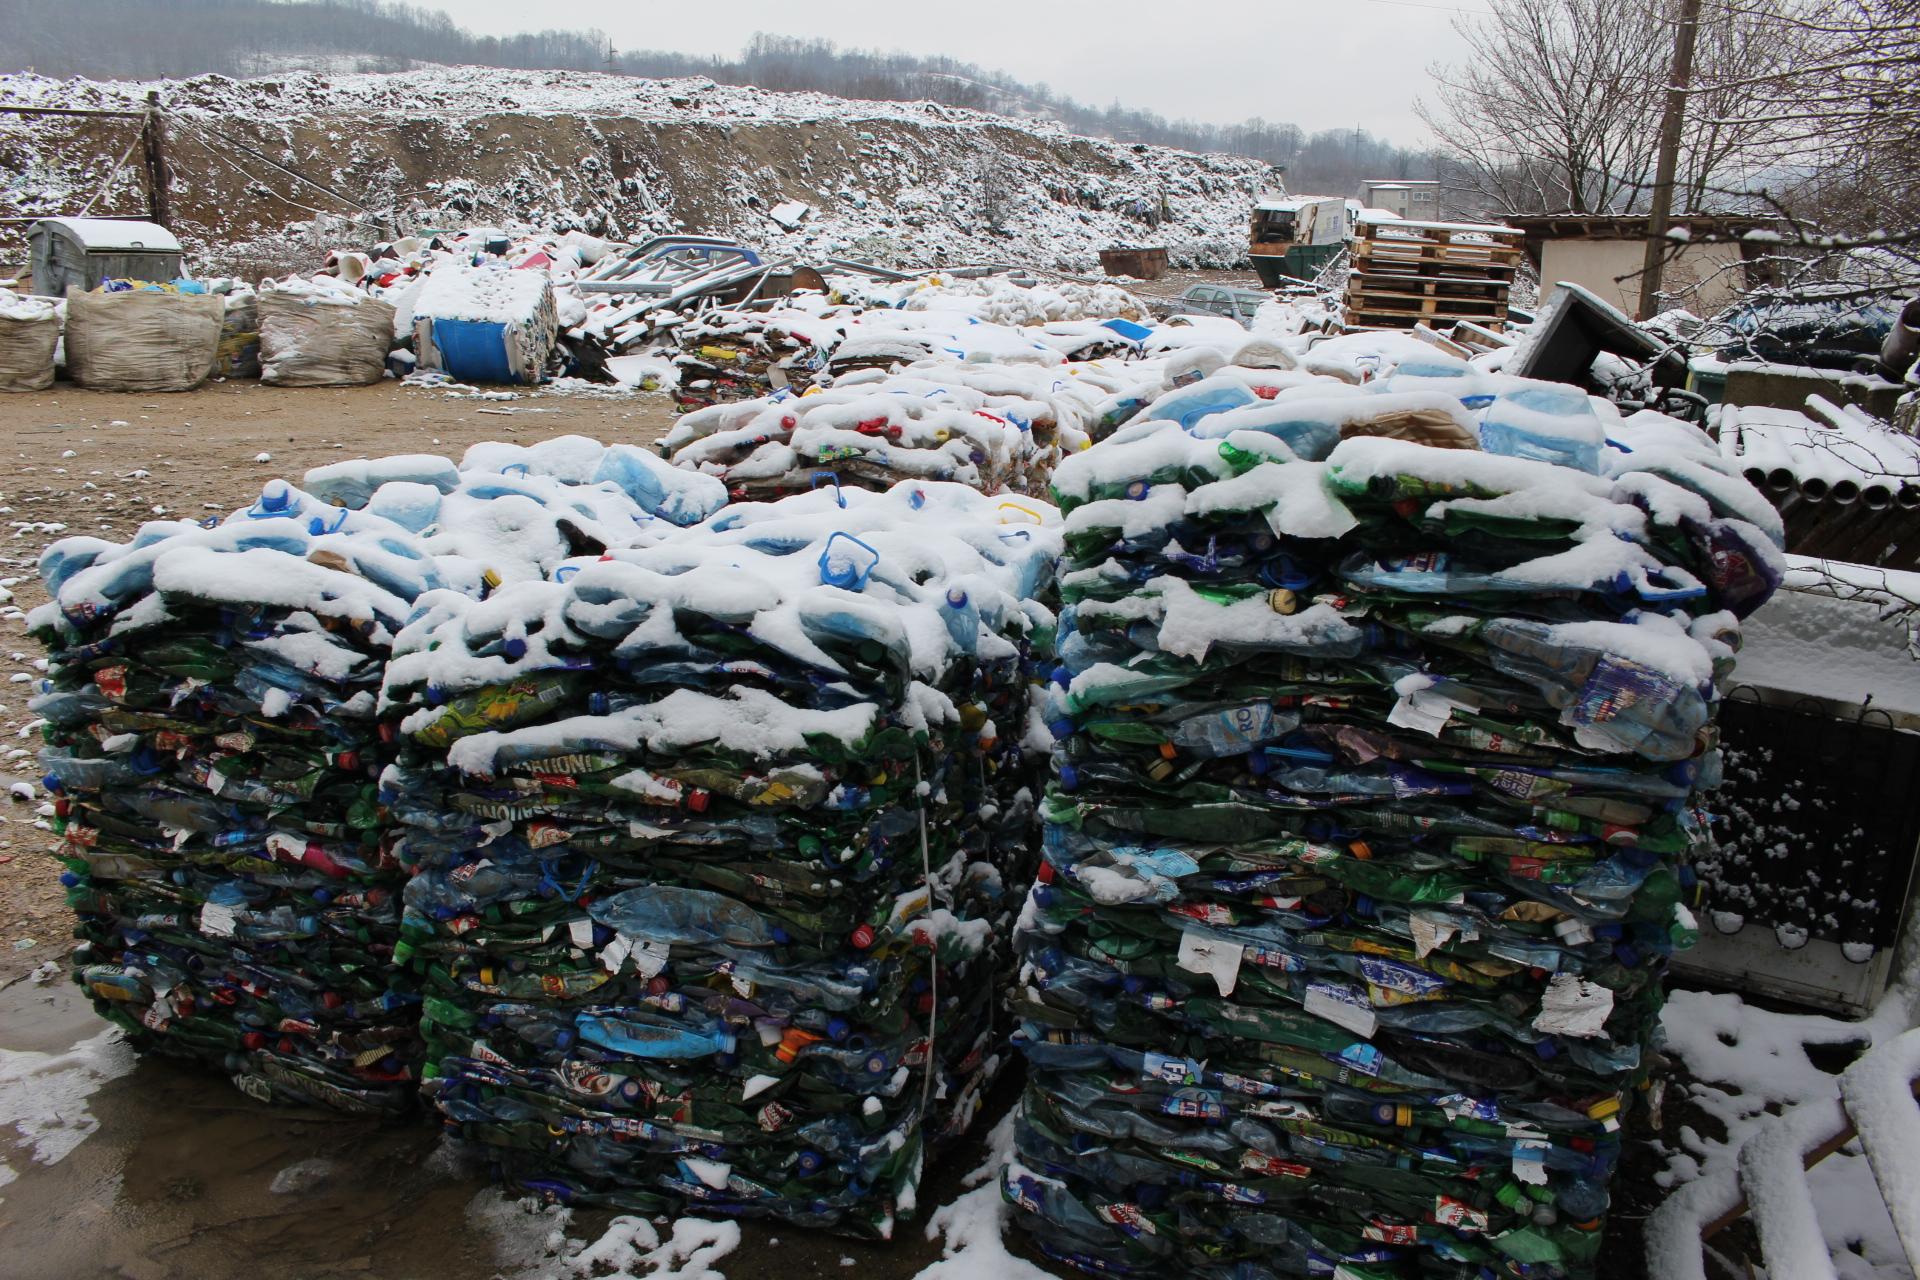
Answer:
28;217;184;298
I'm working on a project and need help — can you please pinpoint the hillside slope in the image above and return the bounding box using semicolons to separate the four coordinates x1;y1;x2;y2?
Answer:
0;67;1274;276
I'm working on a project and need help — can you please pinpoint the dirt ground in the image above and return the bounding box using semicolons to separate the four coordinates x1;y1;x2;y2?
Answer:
0;377;682;985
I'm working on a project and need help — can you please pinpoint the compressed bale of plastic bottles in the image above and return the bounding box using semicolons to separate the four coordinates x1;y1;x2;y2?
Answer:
27;448;686;1115
28;482;460;1114
656;364;1113;501
382;480;1060;1235
1003;379;1785;1278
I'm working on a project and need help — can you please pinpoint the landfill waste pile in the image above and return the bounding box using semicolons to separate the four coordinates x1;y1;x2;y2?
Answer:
657;362;1112;500
670;306;847;411
827;273;1151;327
26;438;720;1114
381;480;1062;1234
28;487;453;1113
1006;360;1786;1277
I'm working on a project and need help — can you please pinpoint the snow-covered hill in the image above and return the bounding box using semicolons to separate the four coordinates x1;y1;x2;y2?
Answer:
0;67;1274;277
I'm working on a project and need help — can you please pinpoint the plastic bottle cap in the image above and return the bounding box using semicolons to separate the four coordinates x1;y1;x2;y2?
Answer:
850;924;876;949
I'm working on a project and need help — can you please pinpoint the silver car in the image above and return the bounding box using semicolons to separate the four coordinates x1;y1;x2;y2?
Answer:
1154;284;1273;327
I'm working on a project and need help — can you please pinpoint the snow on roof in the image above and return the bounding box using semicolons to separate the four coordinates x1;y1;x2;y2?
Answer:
1724;403;1920;484
1356;208;1403;222
1368;183;1410;192
33;217;182;253
1255;194;1344;212
1735;555;1920;715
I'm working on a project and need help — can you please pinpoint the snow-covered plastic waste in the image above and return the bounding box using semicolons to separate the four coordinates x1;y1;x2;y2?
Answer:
383;480;1060;1234
1006;388;1784;1277
64;286;225;392
411;262;558;386
30;494;448;1113
257;276;397;387
658;364;1100;500
29;446;689;1114
0;291;60;392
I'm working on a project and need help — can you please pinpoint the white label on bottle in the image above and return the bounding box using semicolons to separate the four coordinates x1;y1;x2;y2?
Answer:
1305;982;1378;1039
199;901;237;938
599;933;632;973
1387;690;1455;737
1512;1139;1550;1185
1408;912;1457;959
568;918;595;950
1532;973;1614;1039
633;941;671;980
1176;931;1243;997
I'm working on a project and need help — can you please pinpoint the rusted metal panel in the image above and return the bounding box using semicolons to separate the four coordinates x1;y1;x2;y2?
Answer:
1096;246;1168;280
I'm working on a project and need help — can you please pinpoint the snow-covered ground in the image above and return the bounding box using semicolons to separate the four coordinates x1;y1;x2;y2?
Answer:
1649;970;1920;1279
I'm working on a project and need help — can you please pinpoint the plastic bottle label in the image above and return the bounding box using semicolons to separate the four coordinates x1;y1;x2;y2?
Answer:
1432;1195;1488;1233
1532;973;1615;1039
1095;1202;1156;1237
1177;931;1244;997
1141;1052;1204;1085
633;941;671;980
1305;982;1378;1039
600;934;633;973
199;901;238;937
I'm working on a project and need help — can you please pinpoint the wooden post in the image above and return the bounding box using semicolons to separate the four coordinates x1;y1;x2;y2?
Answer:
140;90;172;229
1638;0;1704;320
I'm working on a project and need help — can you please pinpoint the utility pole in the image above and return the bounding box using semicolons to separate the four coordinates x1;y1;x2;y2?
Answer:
1638;0;1704;319
140;90;172;229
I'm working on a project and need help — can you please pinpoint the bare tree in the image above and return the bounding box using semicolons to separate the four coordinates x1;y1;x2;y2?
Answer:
1419;0;1799;217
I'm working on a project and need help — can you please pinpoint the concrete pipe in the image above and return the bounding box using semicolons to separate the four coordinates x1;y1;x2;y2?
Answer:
1879;296;1920;380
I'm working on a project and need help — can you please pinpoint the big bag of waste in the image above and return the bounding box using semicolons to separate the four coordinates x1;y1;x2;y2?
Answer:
0;293;60;392
65;286;224;392
259;277;396;387
411;263;557;386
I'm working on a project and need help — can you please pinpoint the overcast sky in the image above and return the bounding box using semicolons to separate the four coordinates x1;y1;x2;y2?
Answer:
410;0;1478;142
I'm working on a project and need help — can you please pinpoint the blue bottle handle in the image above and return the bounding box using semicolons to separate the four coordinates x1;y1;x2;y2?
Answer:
818;531;880;590
810;471;847;508
308;507;349;536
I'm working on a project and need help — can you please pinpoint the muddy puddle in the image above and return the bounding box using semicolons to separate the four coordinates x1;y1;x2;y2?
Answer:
0;976;1008;1280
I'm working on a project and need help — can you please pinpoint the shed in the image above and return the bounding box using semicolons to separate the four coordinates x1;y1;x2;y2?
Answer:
1503;214;1776;318
28;218;185;299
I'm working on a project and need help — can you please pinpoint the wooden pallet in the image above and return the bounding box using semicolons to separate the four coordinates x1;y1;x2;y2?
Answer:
1350;268;1513;292
1347;316;1507;334
1347;279;1510;306
1344;218;1521;332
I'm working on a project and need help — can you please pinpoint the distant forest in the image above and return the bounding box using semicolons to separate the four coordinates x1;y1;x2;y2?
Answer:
0;0;1433;193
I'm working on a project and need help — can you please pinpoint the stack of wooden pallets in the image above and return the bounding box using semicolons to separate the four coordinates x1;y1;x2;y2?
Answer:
1344;217;1524;333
